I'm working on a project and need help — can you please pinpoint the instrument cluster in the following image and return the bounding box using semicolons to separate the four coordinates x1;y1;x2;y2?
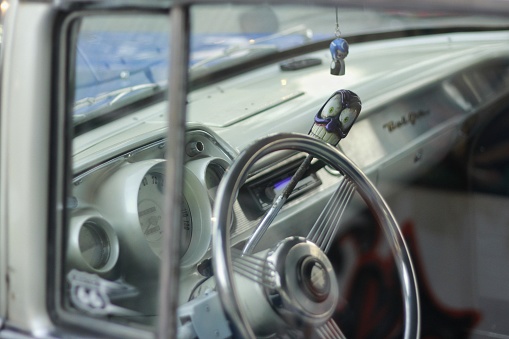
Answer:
66;129;235;288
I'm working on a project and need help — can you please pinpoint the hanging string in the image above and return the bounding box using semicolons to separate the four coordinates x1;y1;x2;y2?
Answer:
335;7;341;37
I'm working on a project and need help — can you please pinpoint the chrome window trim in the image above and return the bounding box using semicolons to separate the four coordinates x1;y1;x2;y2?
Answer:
158;3;190;338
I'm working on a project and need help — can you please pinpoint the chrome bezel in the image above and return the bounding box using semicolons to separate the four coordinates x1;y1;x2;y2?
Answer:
68;211;120;274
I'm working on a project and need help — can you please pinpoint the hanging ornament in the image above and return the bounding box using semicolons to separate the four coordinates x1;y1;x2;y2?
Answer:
330;8;349;76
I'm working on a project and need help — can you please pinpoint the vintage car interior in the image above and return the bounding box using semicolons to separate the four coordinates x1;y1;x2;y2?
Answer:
64;3;509;339
2;0;509;338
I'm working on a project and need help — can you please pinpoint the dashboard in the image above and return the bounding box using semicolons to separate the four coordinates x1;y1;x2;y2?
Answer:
66;31;509;319
67;127;346;315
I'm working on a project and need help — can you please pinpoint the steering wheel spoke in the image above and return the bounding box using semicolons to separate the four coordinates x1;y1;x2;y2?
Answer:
308;177;355;253
231;248;278;289
316;319;346;339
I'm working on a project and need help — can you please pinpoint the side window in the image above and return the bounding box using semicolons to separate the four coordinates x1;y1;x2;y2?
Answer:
53;11;172;337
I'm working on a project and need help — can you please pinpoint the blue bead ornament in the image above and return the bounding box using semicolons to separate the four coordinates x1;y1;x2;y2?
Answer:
330;38;349;76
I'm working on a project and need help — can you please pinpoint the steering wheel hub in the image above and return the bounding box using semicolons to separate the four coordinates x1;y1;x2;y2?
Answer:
299;256;331;302
265;237;339;326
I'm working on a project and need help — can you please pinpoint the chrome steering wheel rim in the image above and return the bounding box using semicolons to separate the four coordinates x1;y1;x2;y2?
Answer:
212;133;420;338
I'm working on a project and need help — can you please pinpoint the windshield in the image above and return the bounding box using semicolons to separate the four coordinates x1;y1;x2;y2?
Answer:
72;5;509;125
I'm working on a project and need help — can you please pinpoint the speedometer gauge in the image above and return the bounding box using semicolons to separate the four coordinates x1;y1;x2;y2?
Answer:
95;159;213;269
138;171;193;257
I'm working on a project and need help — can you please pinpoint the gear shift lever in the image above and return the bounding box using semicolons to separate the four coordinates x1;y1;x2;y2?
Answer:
242;90;362;254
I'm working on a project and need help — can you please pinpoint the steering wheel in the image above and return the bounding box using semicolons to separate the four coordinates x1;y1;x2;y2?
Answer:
212;133;420;338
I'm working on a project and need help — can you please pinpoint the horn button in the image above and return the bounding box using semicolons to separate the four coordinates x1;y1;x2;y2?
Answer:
299;257;331;302
265;237;339;326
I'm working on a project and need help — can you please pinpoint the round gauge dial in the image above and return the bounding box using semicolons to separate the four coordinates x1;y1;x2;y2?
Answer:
138;171;193;257
79;220;111;270
205;163;224;190
205;163;226;199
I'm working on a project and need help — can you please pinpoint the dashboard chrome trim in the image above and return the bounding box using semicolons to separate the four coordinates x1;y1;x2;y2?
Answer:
383;109;430;132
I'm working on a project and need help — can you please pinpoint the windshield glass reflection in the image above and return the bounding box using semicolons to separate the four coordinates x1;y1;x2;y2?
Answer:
73;6;509;124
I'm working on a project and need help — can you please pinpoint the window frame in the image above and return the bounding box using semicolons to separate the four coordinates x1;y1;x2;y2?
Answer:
48;3;189;338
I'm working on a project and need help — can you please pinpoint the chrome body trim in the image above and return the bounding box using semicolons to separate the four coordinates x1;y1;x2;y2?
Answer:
158;4;190;339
